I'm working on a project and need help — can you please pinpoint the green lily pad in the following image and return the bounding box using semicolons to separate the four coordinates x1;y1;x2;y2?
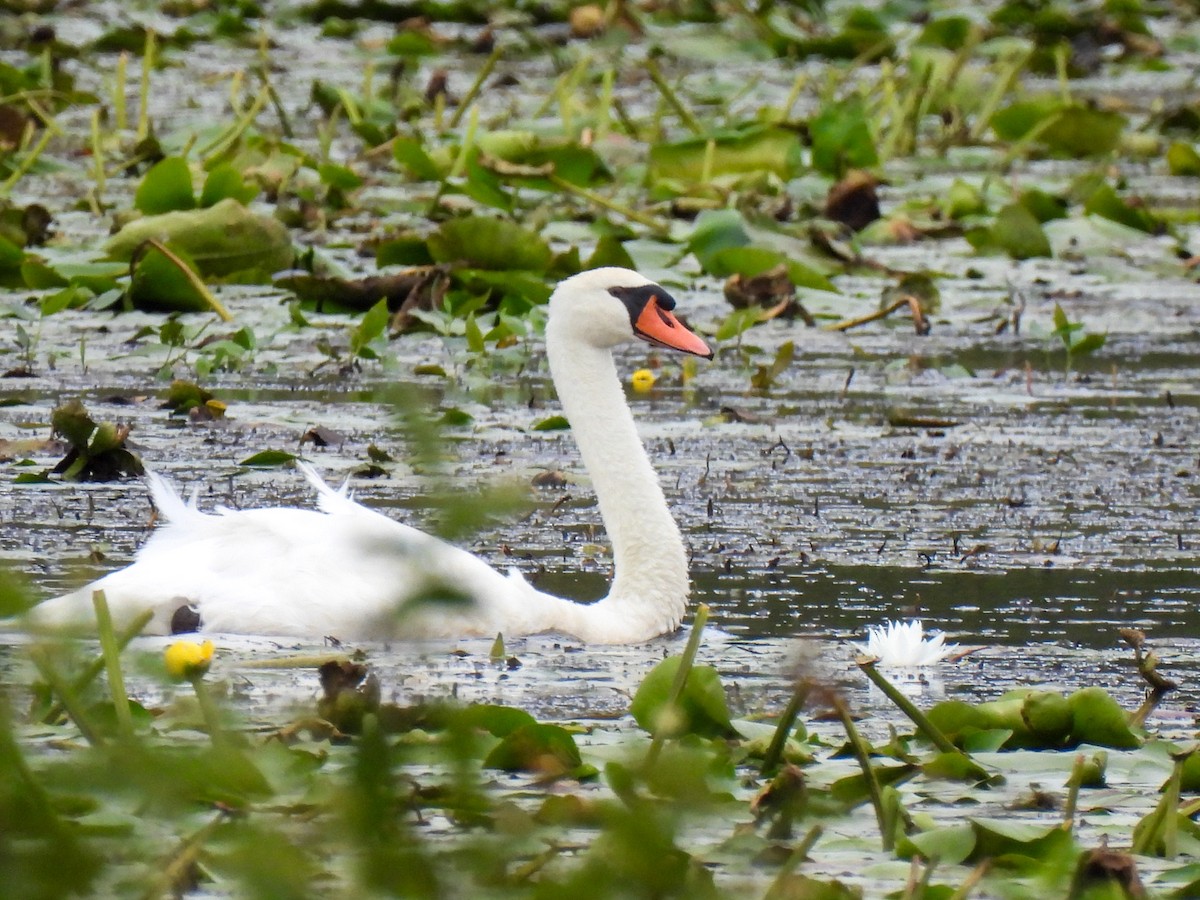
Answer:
1067;687;1140;749
649;126;802;185
128;243;211;313
135;156;196;215
426;215;552;273
810;98;879;177
200;164;259;207
239;450;298;468
484;722;583;776
629;656;739;740
106;198;294;280
967;203;1052;259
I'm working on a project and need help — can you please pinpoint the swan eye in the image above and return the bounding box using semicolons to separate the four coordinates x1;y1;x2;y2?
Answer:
608;284;677;323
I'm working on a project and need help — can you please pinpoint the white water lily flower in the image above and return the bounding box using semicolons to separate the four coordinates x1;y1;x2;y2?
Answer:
858;620;958;667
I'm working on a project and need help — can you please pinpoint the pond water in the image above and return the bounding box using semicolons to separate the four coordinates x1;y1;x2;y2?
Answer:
2;3;1200;894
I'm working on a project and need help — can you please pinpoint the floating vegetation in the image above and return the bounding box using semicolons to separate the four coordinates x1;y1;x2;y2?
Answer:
2;0;1200;895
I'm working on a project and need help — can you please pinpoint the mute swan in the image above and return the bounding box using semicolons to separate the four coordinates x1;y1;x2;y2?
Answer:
29;267;713;643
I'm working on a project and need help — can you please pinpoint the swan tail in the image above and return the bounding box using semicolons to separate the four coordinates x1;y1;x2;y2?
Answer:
146;470;200;522
296;461;359;515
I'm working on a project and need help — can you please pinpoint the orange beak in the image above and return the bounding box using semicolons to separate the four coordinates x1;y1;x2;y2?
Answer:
633;297;713;358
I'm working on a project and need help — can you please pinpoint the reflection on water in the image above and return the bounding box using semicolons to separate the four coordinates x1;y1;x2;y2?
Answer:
533;563;1200;648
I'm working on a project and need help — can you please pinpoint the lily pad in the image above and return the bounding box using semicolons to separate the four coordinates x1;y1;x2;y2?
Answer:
106;198;294;280
135;156;196;215
426;215;552;273
629;655;739;740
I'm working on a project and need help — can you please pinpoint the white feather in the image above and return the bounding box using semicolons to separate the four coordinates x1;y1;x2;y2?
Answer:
28;268;708;644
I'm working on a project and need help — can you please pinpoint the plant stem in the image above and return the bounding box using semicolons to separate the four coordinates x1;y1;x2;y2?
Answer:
761;679;810;776
92;590;134;741
644;57;703;135
547;173;667;233
831;694;891;849
0;125;54;197
855;656;960;754
29;646;104;747
646;603;709;767
199;85;271;165
765;824;823;898
450;47;502;130
140;812;227;900
190;676;225;746
143;239;234;322
42;609;154;724
137;29;156;143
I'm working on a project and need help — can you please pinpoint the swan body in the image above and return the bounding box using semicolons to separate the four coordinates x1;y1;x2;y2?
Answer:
29;267;713;643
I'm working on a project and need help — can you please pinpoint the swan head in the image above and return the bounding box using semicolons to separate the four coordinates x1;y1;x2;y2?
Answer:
548;267;713;358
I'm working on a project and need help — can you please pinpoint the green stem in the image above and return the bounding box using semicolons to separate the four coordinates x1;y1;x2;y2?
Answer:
856;656;958;754
644;56;703;135
199;85;271;165
0;126;54;197
136;29;156;143
190;676;225;746
832;695;889;849
43;608;154;725
449;47;501;129
761;679;810;776
29;646;104;747
140;812;227;900
92;590;134;741
142;239;234;322
765;824;823;898
646;603;709;767
547;173;667;233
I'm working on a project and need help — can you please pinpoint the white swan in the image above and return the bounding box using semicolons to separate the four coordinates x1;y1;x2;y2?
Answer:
29;267;713;643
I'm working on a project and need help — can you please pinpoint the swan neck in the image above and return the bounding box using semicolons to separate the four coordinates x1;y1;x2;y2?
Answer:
545;324;689;637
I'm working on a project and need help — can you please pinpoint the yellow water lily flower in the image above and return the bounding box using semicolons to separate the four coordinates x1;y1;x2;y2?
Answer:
630;368;656;392
164;639;214;680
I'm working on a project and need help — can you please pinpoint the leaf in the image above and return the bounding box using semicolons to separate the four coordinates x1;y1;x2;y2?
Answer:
899;824;976;866
50;399;97;450
629;655;739;740
1082;183;1159;233
426;215;552;273
648;126;802;184
0;566;35;617
239;450;298;468
687;209;751;271
200;164;259;207
393;136;444;180
350;298;390;358
458;703;536;737
809;98;879;177
484;722;583;777
464;313;484;353
967;817;1076;866
135;156;196;214
532;415;569;432
1167;141;1200;176
106;199;294;280
993;99;1125;157
585;234;635;271
1067;687;1140;749
970;204;1052;260
128;242;212;313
